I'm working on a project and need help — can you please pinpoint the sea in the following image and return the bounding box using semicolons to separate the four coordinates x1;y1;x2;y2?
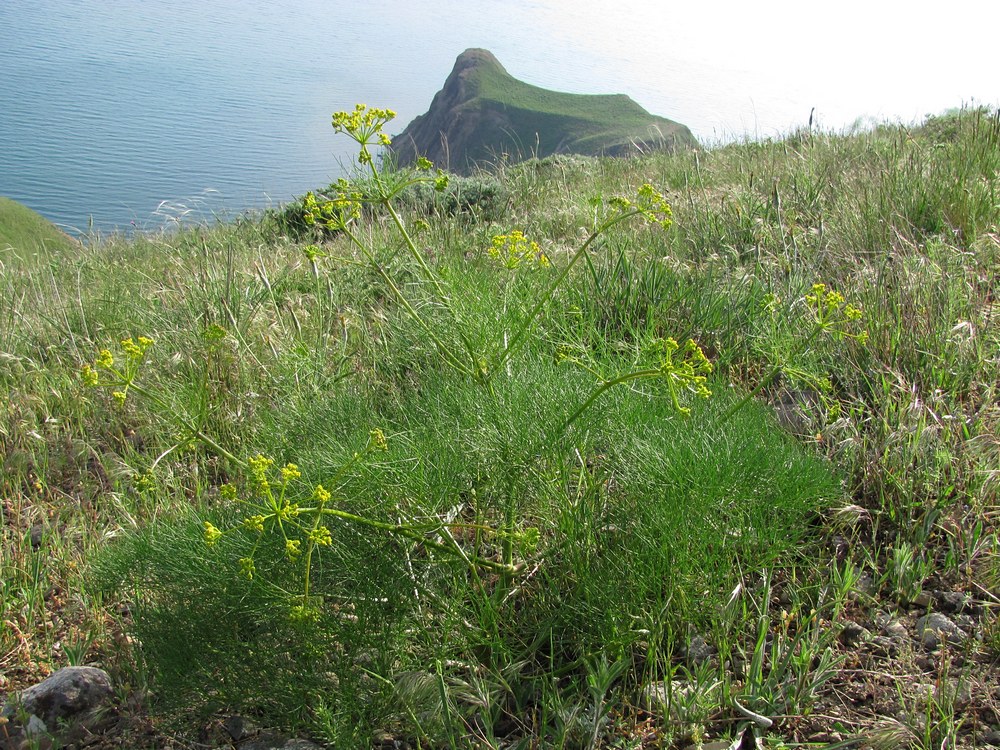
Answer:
2;0;998;236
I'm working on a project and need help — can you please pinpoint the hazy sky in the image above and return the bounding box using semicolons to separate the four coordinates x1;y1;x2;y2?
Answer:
406;0;1000;141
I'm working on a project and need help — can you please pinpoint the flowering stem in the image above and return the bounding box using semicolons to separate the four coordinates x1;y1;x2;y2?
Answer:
379;191;481;375
716;322;825;423
490;210;643;382
550;368;665;444
341;226;471;376
127;382;243;466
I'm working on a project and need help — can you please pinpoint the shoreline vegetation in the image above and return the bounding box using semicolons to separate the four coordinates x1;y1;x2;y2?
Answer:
1;105;998;749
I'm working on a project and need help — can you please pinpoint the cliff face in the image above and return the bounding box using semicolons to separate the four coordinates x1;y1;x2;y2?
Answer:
389;49;698;174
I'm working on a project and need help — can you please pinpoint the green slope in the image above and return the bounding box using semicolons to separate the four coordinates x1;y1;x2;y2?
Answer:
0;197;78;256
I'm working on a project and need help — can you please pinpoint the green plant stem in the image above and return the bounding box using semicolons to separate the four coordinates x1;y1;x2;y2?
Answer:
127;376;514;575
489;209;644;382
341;227;471;375
127;381;242;465
549;368;665;445
716;323;825;423
311;506;515;574
366;157;483;373
382;198;482;374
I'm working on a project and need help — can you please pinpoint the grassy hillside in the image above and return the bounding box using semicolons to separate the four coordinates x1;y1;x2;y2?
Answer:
2;106;999;749
0;196;78;256
469;55;675;135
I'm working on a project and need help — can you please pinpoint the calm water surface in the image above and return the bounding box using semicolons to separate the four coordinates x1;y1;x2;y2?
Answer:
2;0;997;235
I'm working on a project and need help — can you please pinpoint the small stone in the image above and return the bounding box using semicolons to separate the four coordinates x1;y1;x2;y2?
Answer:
1;666;113;728
24;714;48;736
916;613;965;649
223;714;259;741
935;591;970;613
839;620;869;646
643;680;686;711
856;574;876;595
240;733;323;750
910;591;934;609
372;730;398;747
884;621;908;640
643;680;710;717
685;635;715;666
873;609;892;629
955;614;977;632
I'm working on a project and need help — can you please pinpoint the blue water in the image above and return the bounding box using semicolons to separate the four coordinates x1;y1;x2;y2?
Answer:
2;0;998;236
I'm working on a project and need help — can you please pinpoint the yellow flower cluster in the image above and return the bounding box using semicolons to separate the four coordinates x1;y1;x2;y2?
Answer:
331;104;396;138
635;183;673;229
369;428;389;452
121;336;154;359
81;336;154;402
307;526;332;546
302;244;324;263
653;337;713;416
242;514;266;533
602;184;673;230
331;104;397;165
81;365;99;387
805;283;868;343
203;521;223;546
248;454;274;490
489;231;551;270
302;185;363;232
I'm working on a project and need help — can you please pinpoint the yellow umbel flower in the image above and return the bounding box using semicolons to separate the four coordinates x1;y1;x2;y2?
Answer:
203;521;223;546
81;365;99;387
308;526;333;547
489;231;549;270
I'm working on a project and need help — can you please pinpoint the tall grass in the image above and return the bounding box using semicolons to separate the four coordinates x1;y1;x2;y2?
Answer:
1;107;997;748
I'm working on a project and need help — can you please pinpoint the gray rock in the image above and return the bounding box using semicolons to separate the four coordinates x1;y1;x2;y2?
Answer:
916;613;965;649
643;679;709;717
239;733;323;750
910;591;934;609
223;714;259;742
867;636;899;657
685;635;715;665
839;620;870;646
24;713;48;736
883;620;909;640
936;591;970;613
1;666;112;728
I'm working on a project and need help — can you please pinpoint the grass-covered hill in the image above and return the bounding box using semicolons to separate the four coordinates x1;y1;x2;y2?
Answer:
389;48;698;173
1;106;998;749
0;196;78;255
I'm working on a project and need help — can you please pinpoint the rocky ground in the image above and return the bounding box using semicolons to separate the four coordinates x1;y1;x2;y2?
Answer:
3;573;998;749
